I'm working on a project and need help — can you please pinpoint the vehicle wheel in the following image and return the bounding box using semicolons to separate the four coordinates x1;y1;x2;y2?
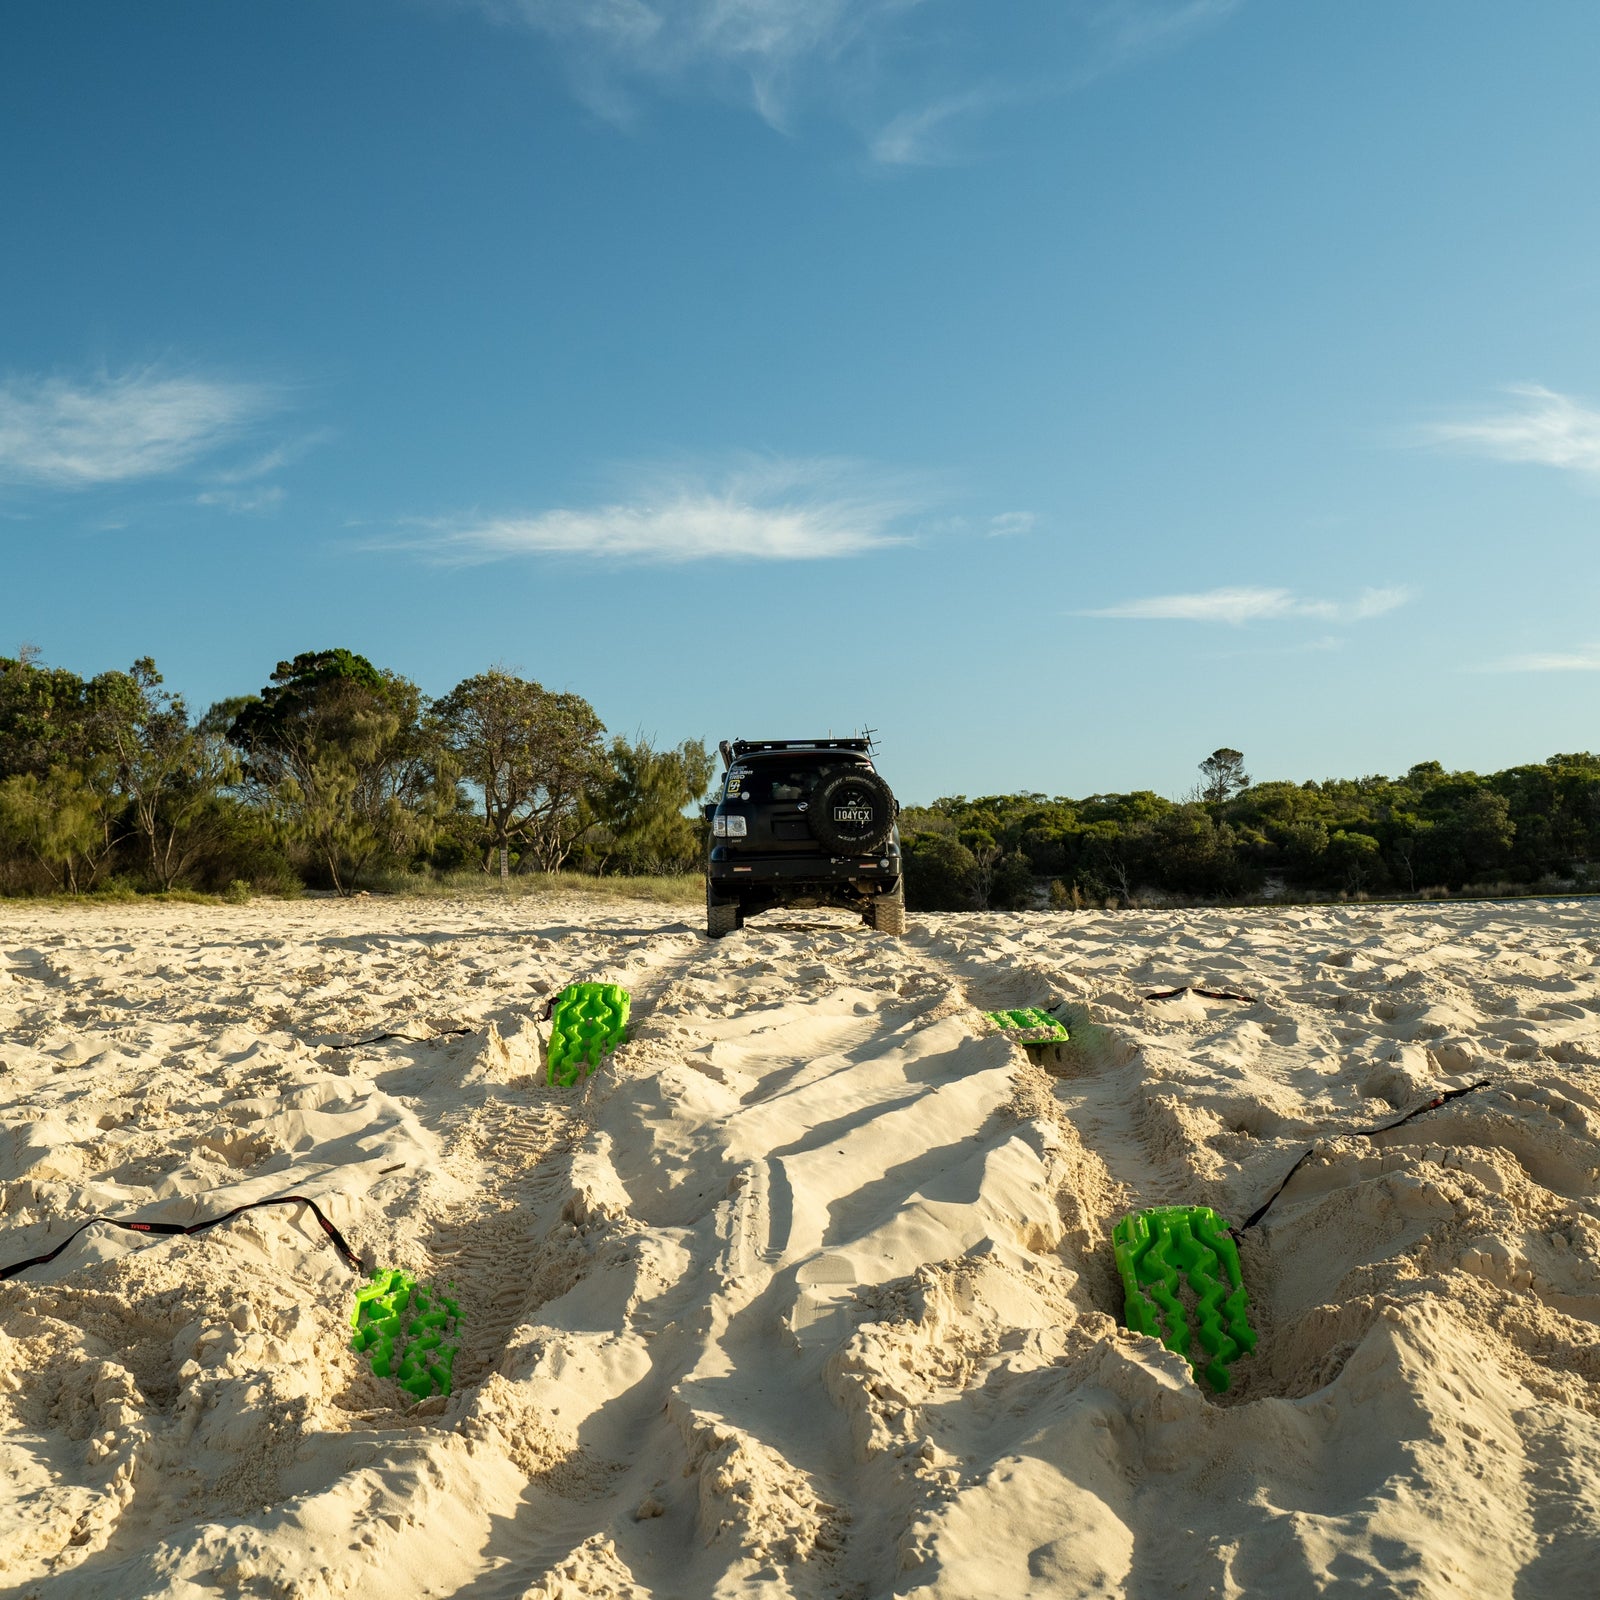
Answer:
707;884;741;939
866;880;906;935
808;768;897;854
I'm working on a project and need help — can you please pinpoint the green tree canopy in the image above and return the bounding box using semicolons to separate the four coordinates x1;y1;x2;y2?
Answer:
0;650;111;779
94;658;239;891
589;735;715;875
229;649;450;894
902;831;979;911
433;669;607;875
1199;748;1250;807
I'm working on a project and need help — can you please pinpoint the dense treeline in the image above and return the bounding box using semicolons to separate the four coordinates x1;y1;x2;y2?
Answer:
6;654;1596;910
900;746;1600;910
0;647;711;897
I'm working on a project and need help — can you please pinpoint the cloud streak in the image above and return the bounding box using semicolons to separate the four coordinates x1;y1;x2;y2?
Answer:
870;86;1005;167
0;367;279;489
196;484;287;515
1479;645;1600;673
208;428;331;486
868;5;1242;167
1084;584;1409;624
462;0;1245;156
391;457;924;564
1079;0;1244;80
987;510;1036;537
467;0;914;126
1416;385;1600;476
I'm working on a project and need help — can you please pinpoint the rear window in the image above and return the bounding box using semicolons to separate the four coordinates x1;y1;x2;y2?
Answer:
722;759;867;803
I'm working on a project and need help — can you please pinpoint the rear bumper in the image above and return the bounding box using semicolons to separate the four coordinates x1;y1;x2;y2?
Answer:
708;850;898;889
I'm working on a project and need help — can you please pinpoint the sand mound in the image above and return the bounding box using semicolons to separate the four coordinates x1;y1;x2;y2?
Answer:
1;896;1598;1596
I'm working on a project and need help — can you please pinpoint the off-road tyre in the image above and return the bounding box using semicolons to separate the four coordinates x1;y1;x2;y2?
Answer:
808;768;896;854
866;880;906;935
706;884;741;939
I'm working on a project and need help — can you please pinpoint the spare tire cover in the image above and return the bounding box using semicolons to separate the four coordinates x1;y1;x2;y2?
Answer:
808;768;896;853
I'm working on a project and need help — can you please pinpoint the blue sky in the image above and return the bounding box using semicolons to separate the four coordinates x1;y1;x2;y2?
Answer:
3;0;1599;803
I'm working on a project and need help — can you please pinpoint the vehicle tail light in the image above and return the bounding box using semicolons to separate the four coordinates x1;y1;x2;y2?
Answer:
713;816;728;836
725;815;747;837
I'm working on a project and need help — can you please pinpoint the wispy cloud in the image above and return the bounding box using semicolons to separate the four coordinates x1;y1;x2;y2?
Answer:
460;0;1244;154
464;0;916;127
1203;634;1345;660
1077;0;1243;81
870;86;1005;167
209;428;331;486
0;367;279;489
987;510;1036;537
389;456;925;564
868;3;1242;167
1084;584;1409;624
190;428;331;514
1415;384;1600;476
1479;645;1600;673
196;484;287;515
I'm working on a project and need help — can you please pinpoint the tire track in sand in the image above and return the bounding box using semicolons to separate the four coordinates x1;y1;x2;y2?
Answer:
490;910;1085;1599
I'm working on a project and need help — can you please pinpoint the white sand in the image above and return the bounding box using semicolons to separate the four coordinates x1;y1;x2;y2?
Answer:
2;895;1599;1597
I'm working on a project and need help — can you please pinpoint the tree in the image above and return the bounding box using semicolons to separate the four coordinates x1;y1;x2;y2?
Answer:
1388;812;1430;893
1089;823;1145;906
2;646;123;744
0;651;126;890
1447;787;1516;882
433;670;607;876
0;768;118;892
1327;829;1383;893
1149;805;1250;896
94;658;239;890
590;735;715;874
1279;818;1331;879
1199;748;1250;808
988;849;1036;910
229;649;452;894
962;833;1002;908
902;832;979;911
0;651;96;780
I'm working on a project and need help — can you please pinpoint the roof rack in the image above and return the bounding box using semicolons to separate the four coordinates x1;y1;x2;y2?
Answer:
720;736;873;764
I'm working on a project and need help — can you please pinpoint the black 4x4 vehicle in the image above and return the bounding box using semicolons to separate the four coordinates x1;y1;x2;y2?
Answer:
705;736;904;938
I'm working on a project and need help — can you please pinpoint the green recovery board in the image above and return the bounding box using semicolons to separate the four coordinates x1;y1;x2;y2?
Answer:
547;981;631;1087
351;1267;461;1400
985;1007;1069;1044
1111;1204;1256;1394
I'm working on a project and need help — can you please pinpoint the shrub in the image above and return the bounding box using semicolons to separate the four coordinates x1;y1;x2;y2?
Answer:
903;831;979;911
989;850;1037;910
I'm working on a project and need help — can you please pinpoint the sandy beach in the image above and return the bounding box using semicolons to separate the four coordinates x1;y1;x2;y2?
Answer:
2;895;1598;1598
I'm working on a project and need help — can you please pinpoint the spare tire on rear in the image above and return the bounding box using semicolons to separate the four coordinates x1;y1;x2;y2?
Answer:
808;768;896;854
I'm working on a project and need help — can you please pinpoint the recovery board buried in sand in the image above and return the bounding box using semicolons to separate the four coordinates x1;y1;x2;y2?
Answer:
1112;1204;1256;1394
545;981;631;1086
984;1007;1070;1045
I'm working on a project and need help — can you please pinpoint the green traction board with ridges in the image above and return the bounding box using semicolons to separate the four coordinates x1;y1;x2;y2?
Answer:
547;982;631;1087
984;1007;1069;1044
1111;1204;1256;1393
351;1268;461;1400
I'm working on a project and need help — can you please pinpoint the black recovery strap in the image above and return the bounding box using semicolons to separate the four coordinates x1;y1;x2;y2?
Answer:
0;1193;367;1283
1238;1078;1494;1233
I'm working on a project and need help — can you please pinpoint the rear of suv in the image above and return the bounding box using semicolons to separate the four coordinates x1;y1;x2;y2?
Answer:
705;736;905;938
